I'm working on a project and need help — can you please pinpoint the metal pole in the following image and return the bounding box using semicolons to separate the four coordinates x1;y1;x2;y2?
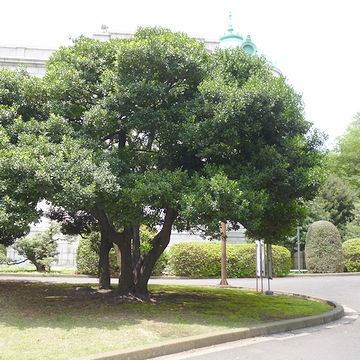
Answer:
297;226;301;272
266;243;273;295
260;240;264;293
255;240;259;292
220;221;228;286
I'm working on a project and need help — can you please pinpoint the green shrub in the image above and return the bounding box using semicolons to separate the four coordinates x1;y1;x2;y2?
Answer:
272;245;293;276
152;251;169;276
14;224;59;272
167;242;220;278
76;233;101;275
76;231;167;276
305;220;343;273
342;238;360;272
0;244;7;264
167;242;291;278
76;233;119;276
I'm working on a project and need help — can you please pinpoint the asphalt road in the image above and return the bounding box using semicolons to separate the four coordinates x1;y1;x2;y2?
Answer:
150;276;360;360
1;274;359;360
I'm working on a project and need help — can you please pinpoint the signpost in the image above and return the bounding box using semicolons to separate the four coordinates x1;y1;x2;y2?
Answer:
265;243;273;295
255;240;265;293
256;240;273;294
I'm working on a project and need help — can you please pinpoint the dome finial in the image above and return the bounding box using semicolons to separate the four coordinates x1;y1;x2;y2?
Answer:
227;11;234;33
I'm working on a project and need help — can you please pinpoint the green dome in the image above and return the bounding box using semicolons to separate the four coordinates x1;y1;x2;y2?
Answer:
241;35;257;55
219;12;243;49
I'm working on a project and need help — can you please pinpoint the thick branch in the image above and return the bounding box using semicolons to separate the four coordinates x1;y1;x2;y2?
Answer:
6;258;28;266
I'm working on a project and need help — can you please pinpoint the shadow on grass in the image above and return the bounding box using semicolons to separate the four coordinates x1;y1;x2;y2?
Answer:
0;281;332;333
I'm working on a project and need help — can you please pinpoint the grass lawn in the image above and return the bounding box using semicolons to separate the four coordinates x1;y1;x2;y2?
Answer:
0;265;76;275
0;281;332;360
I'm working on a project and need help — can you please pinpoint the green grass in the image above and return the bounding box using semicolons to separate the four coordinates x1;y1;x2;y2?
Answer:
0;282;332;360
0;265;76;275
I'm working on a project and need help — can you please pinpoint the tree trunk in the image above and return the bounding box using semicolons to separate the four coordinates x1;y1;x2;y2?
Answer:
34;261;46;272
134;208;177;297
132;224;140;268
98;233;112;289
93;206;177;300
117;233;135;296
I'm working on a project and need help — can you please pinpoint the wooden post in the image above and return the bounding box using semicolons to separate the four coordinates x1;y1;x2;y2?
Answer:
220;221;228;286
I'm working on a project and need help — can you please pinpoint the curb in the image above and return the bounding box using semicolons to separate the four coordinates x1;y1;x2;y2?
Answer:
74;297;344;360
287;272;360;277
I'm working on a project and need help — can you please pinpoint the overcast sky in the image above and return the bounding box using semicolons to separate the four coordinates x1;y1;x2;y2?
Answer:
1;0;359;147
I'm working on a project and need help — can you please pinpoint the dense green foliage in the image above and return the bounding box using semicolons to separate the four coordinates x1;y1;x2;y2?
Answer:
342;238;360;272
0;28;324;295
0;69;47;246
303;175;356;235
323;114;360;240
14;223;59;272
76;232;119;276
305;221;343;273
332;114;360;190
167;242;291;278
0;244;6;264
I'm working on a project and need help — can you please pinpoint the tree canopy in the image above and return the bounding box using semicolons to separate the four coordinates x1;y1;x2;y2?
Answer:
0;28;324;297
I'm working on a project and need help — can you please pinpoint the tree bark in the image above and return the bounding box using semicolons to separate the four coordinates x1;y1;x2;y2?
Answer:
98;232;112;289
132;224;140;268
134;208;177;297
117;230;135;295
34;261;46;272
93;206;177;300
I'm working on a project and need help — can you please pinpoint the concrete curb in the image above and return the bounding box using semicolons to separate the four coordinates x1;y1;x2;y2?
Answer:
74;296;344;360
287;272;360;277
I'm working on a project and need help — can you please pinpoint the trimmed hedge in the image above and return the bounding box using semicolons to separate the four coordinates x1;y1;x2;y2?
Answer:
167;242;291;278
342;238;360;272
76;232;168;276
305;220;343;273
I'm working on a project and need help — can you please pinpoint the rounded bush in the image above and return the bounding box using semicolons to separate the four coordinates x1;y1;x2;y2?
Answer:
305;220;343;273
342;238;360;272
167;242;291;278
76;233;119;276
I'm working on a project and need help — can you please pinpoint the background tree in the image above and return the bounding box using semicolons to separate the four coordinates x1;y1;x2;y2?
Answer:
14;222;59;272
299;174;356;239
331;114;360;190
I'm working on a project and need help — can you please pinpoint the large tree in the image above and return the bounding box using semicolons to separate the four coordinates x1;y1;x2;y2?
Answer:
0;28;323;298
331;113;360;190
0;69;48;246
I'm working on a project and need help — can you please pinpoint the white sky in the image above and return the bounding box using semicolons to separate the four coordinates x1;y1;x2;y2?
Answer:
1;0;360;147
